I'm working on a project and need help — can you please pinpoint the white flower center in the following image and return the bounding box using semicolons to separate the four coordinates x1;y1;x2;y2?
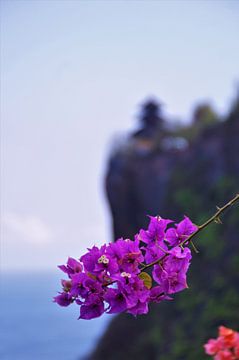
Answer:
98;255;109;264
121;272;131;278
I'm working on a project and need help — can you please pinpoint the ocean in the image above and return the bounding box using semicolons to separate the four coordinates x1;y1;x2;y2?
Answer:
0;272;111;360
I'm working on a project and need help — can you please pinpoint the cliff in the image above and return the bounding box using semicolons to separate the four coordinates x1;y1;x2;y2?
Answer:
89;98;239;360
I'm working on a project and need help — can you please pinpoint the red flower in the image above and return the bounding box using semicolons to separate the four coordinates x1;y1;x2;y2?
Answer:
204;338;223;355
219;326;238;348
204;326;239;359
215;349;235;360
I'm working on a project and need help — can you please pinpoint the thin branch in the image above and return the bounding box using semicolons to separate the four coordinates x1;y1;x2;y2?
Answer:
140;193;239;271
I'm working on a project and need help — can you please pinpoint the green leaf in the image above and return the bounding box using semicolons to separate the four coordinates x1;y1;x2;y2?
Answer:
139;272;152;289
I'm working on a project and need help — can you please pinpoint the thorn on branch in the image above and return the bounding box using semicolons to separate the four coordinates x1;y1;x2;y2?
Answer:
214;217;223;224
190;240;199;254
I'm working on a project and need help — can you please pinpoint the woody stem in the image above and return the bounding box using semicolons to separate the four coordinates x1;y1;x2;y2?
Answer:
140;193;239;272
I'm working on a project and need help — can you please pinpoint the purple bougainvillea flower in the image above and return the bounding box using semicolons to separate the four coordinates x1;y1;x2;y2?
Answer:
167;246;192;273
107;237;144;274
54;213;197;319
139;216;172;245
70;272;95;298
165;268;187;294
153;246;192;294
165;216;197;246
80;245;119;275
149;286;172;303
53;292;73;307
177;216;197;237
83;276;105;296
58;257;83;277
104;288;128;314
120;275;150;310
61;279;72;292
80;245;106;273
79;294;105;320
127;299;149;316
152;266;170;293
143;242;168;264
110;272;150;313
152;265;183;294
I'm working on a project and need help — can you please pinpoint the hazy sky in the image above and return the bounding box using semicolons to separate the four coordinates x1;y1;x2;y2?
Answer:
1;0;239;271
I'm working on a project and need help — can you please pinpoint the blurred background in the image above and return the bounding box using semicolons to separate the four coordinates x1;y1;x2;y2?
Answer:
1;1;239;359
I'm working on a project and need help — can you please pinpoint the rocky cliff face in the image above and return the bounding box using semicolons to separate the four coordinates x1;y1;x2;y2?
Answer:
89;99;239;360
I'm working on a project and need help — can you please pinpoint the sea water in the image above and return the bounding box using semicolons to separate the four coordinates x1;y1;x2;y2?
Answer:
0;272;111;360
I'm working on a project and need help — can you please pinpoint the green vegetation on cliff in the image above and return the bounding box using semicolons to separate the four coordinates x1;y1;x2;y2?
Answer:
89;98;239;360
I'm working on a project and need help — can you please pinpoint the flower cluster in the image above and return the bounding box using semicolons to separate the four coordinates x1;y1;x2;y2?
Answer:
204;326;239;360
54;215;197;319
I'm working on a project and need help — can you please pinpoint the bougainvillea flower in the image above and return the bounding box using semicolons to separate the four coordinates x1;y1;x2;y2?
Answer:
152;246;192;294
54;214;195;319
149;286;172;303
204;338;224;355
234;341;239;358
70;272;103;298
53;292;73;307
167;246;192;272
80;245;106;273
107;273;150;315
219;326;238;348
107;237;144;274
139;216;172;245
204;326;239;359
215;350;235;360
80;245;119;275
104;288;128;314
58;257;83;276
153;265;188;294
142;242;168;264
61;279;72;292
126;298;149;315
79;294;105;320
165;216;197;246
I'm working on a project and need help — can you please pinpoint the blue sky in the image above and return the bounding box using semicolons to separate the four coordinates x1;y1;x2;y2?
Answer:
1;0;239;271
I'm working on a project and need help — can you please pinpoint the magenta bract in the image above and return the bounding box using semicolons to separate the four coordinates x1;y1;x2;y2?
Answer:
54;215;196;319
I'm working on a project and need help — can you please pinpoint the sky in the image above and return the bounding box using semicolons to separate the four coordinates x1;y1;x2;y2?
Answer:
1;0;239;271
